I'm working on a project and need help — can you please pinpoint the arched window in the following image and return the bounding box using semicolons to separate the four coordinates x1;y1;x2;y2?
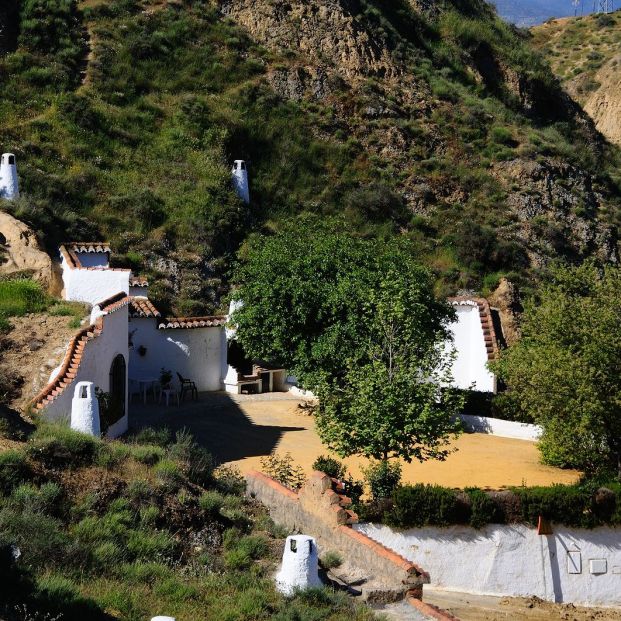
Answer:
8;155;15;165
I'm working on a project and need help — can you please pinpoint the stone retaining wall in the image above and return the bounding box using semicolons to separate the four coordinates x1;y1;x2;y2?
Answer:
246;470;429;600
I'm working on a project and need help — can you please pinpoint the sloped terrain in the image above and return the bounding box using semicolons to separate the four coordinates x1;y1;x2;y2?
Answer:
1;0;620;313
532;11;621;146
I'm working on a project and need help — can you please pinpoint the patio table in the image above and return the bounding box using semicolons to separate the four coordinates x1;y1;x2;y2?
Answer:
129;376;160;404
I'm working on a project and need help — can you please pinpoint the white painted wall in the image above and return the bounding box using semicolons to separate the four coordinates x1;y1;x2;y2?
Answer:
60;251;130;305
459;414;542;441
129;285;149;298
354;522;621;607
447;303;495;393
75;252;109;268
128;318;226;392
43;306;129;438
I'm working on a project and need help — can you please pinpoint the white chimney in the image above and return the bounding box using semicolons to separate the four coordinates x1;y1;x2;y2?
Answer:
0;153;19;200
232;159;250;204
275;535;322;595
71;382;101;437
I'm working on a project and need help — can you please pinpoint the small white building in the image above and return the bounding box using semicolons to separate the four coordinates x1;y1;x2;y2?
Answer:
32;244;229;436
447;296;499;393
60;242;131;305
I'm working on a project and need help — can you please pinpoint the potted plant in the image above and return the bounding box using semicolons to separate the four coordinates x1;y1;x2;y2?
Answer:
160;368;173;389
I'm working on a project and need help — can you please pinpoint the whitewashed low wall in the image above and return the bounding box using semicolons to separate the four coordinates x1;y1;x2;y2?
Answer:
354;522;621;607
460;414;542;441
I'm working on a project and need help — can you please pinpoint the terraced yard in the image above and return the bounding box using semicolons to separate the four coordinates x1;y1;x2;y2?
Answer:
130;393;580;489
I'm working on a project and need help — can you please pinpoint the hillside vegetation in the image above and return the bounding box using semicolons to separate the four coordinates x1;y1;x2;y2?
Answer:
532;10;621;145
0;423;376;621
1;0;620;313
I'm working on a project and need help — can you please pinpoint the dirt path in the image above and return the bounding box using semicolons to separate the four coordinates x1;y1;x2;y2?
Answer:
130;394;580;489
425;589;621;621
1;314;83;412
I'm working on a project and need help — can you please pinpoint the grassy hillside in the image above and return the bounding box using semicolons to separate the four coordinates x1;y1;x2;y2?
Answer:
532;10;621;145
1;0;620;313
0;423;376;621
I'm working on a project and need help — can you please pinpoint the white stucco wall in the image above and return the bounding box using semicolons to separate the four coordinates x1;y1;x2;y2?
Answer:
459;414;542;441
60;252;130;306
354;522;621;607
74;252;109;268
42;306;129;438
129;318;226;392
447;303;495;393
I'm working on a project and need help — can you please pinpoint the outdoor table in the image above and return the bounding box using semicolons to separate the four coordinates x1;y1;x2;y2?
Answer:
129;376;160;404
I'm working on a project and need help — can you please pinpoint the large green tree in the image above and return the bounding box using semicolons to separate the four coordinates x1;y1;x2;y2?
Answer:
232;216;463;463
493;262;621;479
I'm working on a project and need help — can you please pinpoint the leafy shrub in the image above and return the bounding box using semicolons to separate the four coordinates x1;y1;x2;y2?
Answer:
130;444;165;465
126;529;175;561
363;461;402;501
28;425;101;468
132;427;171;447
223;534;268;570
154;459;183;491
260;453;306;490
0;508;70;568
199;490;225;514
387;484;461;527
8;483;63;516
320;551;343;570
466;488;503;529
168;428;214;486
214;464;246;496
0;450;31;495
311;455;346;479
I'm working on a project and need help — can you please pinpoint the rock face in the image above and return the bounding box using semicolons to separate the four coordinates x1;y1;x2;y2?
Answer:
220;0;398;82
0;210;60;293
583;57;621;146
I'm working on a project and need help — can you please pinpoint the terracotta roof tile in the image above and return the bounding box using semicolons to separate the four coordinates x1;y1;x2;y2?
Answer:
158;316;227;330
129;297;161;318
68;242;111;254
130;276;149;287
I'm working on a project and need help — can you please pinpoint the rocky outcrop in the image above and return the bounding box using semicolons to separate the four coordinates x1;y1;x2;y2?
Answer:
219;0;398;83
583;56;621;146
0;210;61;293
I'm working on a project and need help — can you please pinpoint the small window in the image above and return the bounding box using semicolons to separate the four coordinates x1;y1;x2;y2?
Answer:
240;161;246;170
80;386;88;398
8;155;15;165
0;232;6;246
308;540;313;553
290;539;297;553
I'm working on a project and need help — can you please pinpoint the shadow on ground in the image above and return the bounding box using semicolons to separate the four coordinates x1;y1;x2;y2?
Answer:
129;392;306;464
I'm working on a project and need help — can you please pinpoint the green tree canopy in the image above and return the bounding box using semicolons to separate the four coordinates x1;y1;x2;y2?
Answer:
493;262;621;479
232;216;463;463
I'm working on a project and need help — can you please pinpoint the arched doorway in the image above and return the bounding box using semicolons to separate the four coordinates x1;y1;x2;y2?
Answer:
108;354;126;424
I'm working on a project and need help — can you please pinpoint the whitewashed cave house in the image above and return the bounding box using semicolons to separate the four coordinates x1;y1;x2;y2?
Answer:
31;242;228;437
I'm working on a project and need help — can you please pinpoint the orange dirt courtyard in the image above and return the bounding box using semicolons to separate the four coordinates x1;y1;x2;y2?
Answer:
130;393;580;489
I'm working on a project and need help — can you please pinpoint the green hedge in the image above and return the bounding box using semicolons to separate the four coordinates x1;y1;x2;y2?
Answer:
381;482;621;529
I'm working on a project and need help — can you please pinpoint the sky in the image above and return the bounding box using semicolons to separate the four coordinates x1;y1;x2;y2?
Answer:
490;0;600;26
